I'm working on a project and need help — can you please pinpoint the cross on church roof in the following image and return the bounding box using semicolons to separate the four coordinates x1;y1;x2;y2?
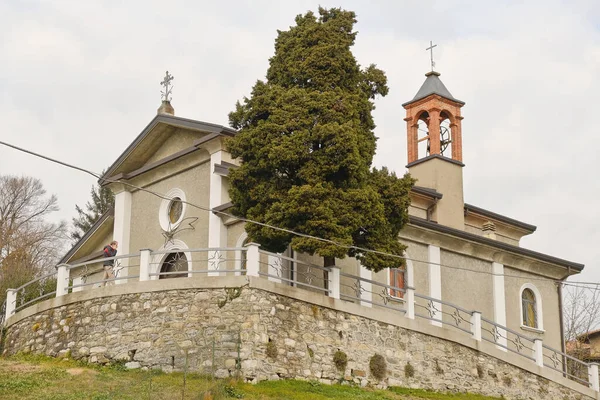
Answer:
160;71;174;102
426;41;437;72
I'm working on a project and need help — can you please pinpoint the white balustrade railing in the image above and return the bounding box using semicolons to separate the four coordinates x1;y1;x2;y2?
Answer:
3;242;599;393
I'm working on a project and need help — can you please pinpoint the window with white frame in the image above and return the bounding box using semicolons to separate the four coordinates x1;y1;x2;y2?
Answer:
520;284;543;331
159;188;187;231
389;268;406;299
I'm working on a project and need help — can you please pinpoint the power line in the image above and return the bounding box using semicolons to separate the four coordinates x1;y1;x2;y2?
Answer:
1;139;597;288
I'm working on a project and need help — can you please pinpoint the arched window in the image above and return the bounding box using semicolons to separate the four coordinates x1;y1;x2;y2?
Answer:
521;288;537;327
160;252;188;279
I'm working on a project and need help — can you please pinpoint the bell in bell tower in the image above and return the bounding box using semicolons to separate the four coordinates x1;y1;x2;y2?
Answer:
403;44;466;230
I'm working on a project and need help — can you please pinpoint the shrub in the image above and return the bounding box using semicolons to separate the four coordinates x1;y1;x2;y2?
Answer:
477;364;484;378
369;354;386;380
266;340;277;359
333;350;348;372
404;362;415;378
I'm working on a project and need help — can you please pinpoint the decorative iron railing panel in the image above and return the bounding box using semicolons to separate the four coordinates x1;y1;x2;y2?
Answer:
257;250;330;294
480;317;536;361
339;271;407;313
542;344;591;386
414;293;474;335
149;247;247;279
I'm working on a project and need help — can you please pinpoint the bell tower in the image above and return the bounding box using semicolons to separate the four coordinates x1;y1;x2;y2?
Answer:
403;71;466;230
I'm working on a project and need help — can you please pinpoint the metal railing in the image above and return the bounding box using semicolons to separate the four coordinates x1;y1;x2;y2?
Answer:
481;317;536;361
149;247;247;279
3;243;599;393
340;271;407;313
11;271;58;313
414;293;473;335
258;250;330;294
543;344;592;386
66;253;141;291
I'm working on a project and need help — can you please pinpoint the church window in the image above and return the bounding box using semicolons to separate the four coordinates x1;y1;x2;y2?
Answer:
521;288;537;328
159;188;187;231
168;197;183;224
389;268;405;298
160;251;188;279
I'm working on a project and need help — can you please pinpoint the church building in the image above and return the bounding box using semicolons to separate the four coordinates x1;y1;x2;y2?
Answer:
60;70;584;356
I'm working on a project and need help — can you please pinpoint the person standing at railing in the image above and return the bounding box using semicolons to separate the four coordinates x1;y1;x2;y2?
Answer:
102;240;118;286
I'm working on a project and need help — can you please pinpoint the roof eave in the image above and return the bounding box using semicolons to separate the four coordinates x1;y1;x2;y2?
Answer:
59;208;114;264
100;114;237;185
402;93;466;108
464;203;537;233
409;216;584;271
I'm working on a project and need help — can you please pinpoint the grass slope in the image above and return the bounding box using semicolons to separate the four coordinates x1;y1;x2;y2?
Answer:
0;355;501;400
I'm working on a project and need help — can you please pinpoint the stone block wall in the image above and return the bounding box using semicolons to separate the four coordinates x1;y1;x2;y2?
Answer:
3;283;595;400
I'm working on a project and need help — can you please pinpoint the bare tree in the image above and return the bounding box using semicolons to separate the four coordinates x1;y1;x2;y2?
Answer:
0;176;67;307
563;284;600;379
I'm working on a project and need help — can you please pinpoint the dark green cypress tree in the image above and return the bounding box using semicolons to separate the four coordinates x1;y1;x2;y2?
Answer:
71;171;114;242
227;7;414;271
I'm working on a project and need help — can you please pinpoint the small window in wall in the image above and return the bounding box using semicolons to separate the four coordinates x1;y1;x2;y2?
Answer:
390;268;405;298
521;288;537;328
168;198;183;224
159;188;187;231
160;252;188;279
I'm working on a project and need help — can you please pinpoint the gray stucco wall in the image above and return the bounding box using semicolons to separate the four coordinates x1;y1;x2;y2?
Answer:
128;161;211;276
440;250;494;320
503;266;562;351
145;129;202;165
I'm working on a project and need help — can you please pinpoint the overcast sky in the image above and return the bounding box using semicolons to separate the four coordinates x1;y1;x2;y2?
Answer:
1;1;599;285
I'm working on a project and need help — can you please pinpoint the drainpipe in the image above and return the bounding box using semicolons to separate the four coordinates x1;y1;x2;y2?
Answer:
558;267;571;376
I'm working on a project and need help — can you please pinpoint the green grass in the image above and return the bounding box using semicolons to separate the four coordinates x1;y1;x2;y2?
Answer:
0;354;502;400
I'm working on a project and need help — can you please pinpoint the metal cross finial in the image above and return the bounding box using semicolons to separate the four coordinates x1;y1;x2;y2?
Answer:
160;71;174;102
426;41;437;71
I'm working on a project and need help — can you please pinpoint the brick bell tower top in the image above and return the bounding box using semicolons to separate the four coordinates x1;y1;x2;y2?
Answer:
403;71;467;230
402;71;465;165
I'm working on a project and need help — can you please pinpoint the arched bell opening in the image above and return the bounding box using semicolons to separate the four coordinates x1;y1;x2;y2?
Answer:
416;111;430;159
439;110;453;158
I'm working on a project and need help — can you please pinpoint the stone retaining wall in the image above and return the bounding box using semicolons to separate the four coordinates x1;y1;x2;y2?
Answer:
2;277;596;400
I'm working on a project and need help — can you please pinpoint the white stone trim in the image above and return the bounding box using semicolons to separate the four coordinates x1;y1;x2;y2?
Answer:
519;283;544;331
492;262;508;350
428;245;442;326
72;277;83;293
113;190;132;284
208;151;227;276
158;188;187;232
359;261;372;307
150;239;193;280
